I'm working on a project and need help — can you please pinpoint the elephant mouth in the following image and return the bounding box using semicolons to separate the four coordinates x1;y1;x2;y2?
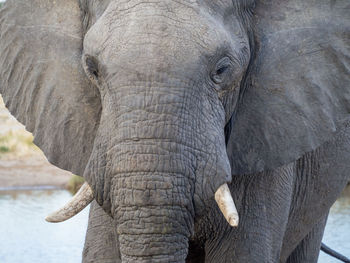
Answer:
45;181;239;227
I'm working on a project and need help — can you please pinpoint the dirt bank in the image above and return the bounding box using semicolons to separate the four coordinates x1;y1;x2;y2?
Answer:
0;155;72;189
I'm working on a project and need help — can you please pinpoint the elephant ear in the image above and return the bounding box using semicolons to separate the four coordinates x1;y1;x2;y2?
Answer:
228;0;350;175
0;0;101;176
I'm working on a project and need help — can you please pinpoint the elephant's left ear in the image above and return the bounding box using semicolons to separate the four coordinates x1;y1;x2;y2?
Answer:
227;0;350;175
0;0;101;176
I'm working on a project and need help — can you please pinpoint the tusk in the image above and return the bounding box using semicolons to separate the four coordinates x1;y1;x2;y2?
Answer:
45;182;94;223
215;183;239;227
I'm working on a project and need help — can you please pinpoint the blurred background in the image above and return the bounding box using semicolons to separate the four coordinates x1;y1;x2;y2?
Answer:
0;0;349;262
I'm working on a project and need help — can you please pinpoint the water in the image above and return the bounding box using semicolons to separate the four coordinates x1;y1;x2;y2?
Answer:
0;189;89;263
0;188;348;263
319;187;350;263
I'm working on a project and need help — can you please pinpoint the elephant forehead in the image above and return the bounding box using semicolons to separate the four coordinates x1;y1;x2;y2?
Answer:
83;0;245;64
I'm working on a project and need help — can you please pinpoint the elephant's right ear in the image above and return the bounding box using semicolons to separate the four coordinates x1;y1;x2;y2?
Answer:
0;0;101;176
227;0;350;175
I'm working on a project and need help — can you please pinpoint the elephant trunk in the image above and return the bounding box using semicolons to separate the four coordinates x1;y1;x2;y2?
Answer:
112;171;194;262
117;207;191;262
105;92;196;261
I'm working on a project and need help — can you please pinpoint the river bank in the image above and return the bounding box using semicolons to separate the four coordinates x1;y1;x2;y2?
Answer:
0;155;71;190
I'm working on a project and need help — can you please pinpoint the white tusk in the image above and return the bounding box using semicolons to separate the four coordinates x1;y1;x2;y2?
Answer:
215;183;239;227
45;182;94;223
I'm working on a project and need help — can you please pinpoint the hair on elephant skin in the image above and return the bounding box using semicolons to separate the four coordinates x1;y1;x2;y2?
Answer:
0;0;349;262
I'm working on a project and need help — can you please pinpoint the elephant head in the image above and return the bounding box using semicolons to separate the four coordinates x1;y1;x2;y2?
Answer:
0;0;349;262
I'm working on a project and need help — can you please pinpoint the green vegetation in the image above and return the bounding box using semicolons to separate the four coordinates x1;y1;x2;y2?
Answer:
0;130;40;158
67;175;85;194
0;146;9;153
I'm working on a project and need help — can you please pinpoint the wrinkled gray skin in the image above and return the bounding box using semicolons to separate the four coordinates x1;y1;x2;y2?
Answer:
0;0;349;262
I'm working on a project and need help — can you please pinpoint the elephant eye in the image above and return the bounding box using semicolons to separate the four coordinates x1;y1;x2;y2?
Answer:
83;55;100;85
210;57;234;87
216;65;229;75
87;58;99;78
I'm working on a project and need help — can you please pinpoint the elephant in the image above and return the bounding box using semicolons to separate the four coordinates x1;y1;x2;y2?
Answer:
0;0;349;262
